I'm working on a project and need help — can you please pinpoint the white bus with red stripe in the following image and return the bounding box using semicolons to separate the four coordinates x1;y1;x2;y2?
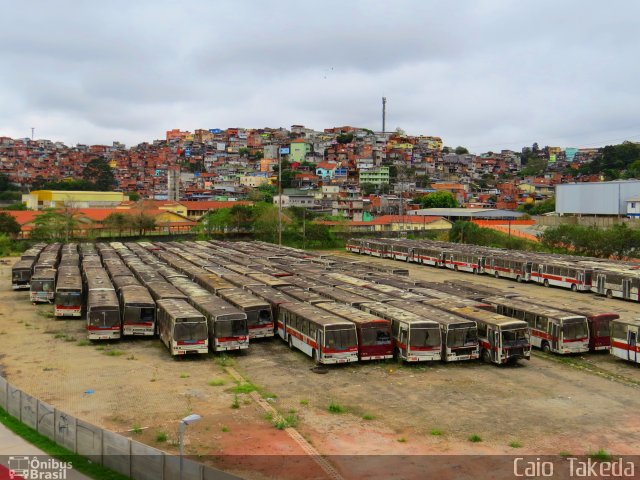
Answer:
592;268;640;301
444;251;485;274
425;298;531;365
217;288;274;339
610;318;640;364
413;245;447;267
278;301;358;364
120;285;156;336
54;266;82;317
483;255;533;282
484;296;589;355
346;238;364;254
358;302;442;362
156;298;208;355
530;262;593;292
190;295;249;352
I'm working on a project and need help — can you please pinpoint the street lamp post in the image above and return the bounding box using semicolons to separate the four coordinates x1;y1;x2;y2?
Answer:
278;148;282;246
179;414;201;480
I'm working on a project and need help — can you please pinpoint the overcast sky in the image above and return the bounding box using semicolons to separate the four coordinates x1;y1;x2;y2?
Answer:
1;0;639;152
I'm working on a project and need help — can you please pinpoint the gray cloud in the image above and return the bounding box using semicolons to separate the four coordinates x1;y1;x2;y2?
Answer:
1;0;639;152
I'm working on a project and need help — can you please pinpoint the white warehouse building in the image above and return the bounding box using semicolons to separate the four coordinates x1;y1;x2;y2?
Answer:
556;180;640;216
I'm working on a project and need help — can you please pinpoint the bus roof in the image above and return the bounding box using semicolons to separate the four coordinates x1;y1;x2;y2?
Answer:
217;288;270;310
387;300;475;328
315;301;389;327
281;301;357;329
309;285;372;305
483;296;588;322
145;281;187;301
425;298;528;329
87;289;119;308
360;302;439;327
189;295;247;320
157;298;205;320
119;285;154;305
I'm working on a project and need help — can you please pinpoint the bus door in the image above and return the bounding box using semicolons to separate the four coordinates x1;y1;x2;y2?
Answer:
623;279;631;299
399;326;408;358
317;330;324;361
492;330;500;362
407;248;414;263
577;272;584;288
552;323;560;352
596;274;605;295
629;331;637;363
525;262;532;280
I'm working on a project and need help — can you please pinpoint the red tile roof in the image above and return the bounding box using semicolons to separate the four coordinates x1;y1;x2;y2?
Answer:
179;201;252;211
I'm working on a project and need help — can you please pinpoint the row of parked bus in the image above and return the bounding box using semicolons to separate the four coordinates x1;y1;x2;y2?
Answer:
346;237;640;301
13;239;640;366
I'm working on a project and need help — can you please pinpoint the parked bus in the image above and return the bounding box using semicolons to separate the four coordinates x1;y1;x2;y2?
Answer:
510;295;617;351
156;298;208;355
483;296;589;355
54;266;83;317
244;285;296;331
530;262;593;292
388;300;479;362
593;268;640;301
119;285;156;336
444;251;485;274
86;289;121;340
217;288;274;338
12;259;35;290
309;285;373;306
30;269;56;303
483;254;532;282
610;318;640;364
315;302;393;361
190;295;249;351
277;301;359;364
358;302;442;362
425;298;531;365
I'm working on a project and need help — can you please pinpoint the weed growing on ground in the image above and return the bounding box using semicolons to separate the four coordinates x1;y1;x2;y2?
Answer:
216;355;235;367
208;379;225;386
155;432;167;442
397;437;407;443
76;340;91;346
588;449;612;461
430;429;443;436
231;394;240;409
221;426;229;433
362;414;375;421
509;441;522;448
131;425;142;435
105;350;124;357
180;373;190;379
232;382;257;394
468;434;482;443
299;399;309;406
328;400;345;414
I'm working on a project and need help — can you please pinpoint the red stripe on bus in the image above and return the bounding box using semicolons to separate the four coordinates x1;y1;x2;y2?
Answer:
611;340;640;353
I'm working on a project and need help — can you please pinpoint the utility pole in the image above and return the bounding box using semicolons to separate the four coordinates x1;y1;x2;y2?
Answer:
278;147;283;246
382;97;387;134
31;127;34;140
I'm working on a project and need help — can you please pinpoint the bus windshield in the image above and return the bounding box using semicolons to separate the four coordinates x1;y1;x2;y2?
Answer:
360;325;392;346
217;319;248;338
89;310;120;328
325;328;357;350
595;319;612;338
13;270;29;282
502;328;529;346
446;326;478;348
410;327;441;348
123;306;154;325
562;320;589;340
174;322;208;342
55;291;82;306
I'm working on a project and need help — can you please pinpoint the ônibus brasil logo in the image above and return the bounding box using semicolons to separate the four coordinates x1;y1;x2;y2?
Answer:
7;456;72;479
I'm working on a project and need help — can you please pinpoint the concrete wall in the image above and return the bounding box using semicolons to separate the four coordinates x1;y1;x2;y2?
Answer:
0;378;239;480
534;215;640;229
556;181;640;215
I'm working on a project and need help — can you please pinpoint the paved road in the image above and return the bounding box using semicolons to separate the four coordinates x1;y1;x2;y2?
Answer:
0;423;90;479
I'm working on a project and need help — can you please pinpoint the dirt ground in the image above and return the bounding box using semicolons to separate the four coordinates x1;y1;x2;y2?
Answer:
2;251;640;480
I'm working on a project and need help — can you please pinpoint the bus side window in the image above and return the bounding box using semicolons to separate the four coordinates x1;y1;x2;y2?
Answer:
525;312;536;328
477;323;487;338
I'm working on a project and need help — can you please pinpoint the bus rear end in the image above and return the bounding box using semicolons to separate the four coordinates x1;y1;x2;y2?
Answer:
560;317;590;353
588;314;616;351
321;325;359;364
213;314;249;351
54;288;82;317
172;318;209;355
406;323;442;362
122;303;156;336
246;306;274;339
87;307;121;340
358;321;393;361
444;322;479;362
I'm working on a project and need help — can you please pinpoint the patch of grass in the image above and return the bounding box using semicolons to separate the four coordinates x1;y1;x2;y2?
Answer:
155;432;167;443
232;382;257;394
264;412;273;422
288;408;296;414
260;391;277;399
105;349;125;357
221;426;229;433
362;414;375;421
54;333;66;339
131;425;142;435
76;340;91;346
299;399;309;406
208;379;225;387
215;354;235;367
588;448;612;461
273;413;298;430
559;451;572;458
180;373;190;379
430;429;443;436
231;394;240;409
468;434;482;443
0;406;130;480
328;400;345;414
397;437;407;443
95;346;105;351
509;441;522;448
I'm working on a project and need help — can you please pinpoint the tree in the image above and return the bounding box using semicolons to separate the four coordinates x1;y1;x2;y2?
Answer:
0;173;18;191
455;146;469;155
517;197;555;215
103;212;132;236
249;184;276;203
238;147;251;158
415;175;431;189
416;191;458;208
229;205;254;231
30;210;77;241
0;212;20;237
127;192;141;201
253;204;285;243
82;158;116;191
360;183;377;196
131;212;156;236
336;133;354;144
199;208;233;235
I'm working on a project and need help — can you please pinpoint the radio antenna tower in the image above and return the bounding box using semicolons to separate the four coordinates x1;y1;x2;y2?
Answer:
382;97;387;133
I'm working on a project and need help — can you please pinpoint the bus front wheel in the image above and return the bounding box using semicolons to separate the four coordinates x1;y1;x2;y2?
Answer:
544;279;550;287
288;336;293;350
312;349;319;363
516;275;522;283
571;284;577;292
481;349;491;363
542;342;551;353
606;290;613;298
